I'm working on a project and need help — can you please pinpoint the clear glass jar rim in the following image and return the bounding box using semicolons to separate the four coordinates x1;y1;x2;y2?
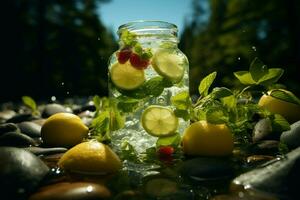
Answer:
117;20;178;36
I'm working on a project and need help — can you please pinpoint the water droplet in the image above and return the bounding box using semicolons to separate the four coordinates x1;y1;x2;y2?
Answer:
51;96;56;102
61;82;65;86
97;37;100;41
252;46;257;51
66;91;70;95
86;185;93;192
237;57;241;61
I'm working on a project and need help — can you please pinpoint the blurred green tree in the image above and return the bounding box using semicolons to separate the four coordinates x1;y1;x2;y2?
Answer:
180;0;300;96
2;0;116;102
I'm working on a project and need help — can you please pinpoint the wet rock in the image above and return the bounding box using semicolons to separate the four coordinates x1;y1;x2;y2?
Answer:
6;113;36;123
280;120;300;149
211;190;278;200
0;110;16;121
0;147;49;199
18;121;41;138
246;155;275;165
25;146;67;155
0;123;19;135
251;140;279;155
232;147;300;199
253;118;277;142
0;132;37;147
32;118;46;126
42;103;71;118
73;105;96;114
144;178;178;197
29;182;111;200
180;157;234;181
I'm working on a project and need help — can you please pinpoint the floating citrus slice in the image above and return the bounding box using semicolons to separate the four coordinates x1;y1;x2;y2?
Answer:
152;49;185;83
141;106;178;137
110;61;145;90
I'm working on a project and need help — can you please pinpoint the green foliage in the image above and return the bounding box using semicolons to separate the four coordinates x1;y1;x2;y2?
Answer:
269;89;300;105
90;96;125;142
234;58;284;86
156;133;181;148
22;96;39;116
198;72;217;96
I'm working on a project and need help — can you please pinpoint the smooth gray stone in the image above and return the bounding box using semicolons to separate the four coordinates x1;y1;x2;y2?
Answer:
0;123;19;135
18;121;41;138
232;147;300;199
6;113;35;123
0;147;49;199
0;132;37;147
180;157;234;181
253;118;273;142
0;110;16;121
280;120;300;149
25;146;67;155
42;103;71;118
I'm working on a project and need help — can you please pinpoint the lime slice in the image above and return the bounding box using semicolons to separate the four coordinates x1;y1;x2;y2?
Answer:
152;49;185;83
110;61;145;90
141;106;178;137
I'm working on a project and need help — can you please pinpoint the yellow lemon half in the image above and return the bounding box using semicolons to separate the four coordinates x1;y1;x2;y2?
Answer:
41;113;89;148
58;140;122;174
258;94;300;123
182;120;234;156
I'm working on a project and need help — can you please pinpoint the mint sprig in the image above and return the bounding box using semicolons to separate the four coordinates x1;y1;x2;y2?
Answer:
22;96;40;116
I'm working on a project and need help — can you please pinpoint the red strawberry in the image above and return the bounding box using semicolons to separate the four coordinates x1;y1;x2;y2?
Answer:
117;48;132;64
129;53;149;69
157;146;175;157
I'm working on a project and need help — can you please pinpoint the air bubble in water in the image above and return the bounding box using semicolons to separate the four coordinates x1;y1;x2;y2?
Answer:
51;96;56;102
252;46;257;51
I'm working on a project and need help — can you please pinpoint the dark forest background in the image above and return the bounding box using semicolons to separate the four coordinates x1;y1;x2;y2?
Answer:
1;0;300;103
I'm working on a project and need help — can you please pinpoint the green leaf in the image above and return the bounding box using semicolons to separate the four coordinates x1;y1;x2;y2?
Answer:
120;141;139;162
249;57;268;82
174;109;190;121
93;95;101;110
221;95;237;108
198;72;217;96
90;111;110;141
278;141;289;155
120;76;172;98
171;91;191;110
110;101;125;131
258;68;284;85
234;71;256;85
22;96;39;116
120;29;137;47
270;114;290;133
211;87;233;99
117;96;140;113
206;109;228;124
269;89;300;105
156;133;181;148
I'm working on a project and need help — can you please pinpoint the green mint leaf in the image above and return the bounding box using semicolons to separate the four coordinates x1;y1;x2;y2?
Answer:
141;48;153;60
270;114;290;133
110;101;125;131
278;141;289;155
120;29;137;47
119;76;172;98
93;95;101;116
198;71;217;96
234;71;256;85
257;68;284;86
22;96;39;115
221;95;237;108
156;133;181;148
133;43;143;55
206;108;228;124
174;109;190;121
249;57;268;82
90;111;110;142
269;89;300;105
117;96;141;113
120;141;140;162
211;87;233;99
171;91;191;110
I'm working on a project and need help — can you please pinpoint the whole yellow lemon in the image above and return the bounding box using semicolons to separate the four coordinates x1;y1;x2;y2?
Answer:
182;120;234;156
41;113;89;147
58;140;122;174
258;93;300;123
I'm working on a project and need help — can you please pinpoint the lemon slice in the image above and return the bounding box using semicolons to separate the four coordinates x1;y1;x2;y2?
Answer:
110;61;145;90
141;106;178;137
152;49;185;83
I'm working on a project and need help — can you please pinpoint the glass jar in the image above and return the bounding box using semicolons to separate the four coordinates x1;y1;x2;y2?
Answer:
108;21;190;154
